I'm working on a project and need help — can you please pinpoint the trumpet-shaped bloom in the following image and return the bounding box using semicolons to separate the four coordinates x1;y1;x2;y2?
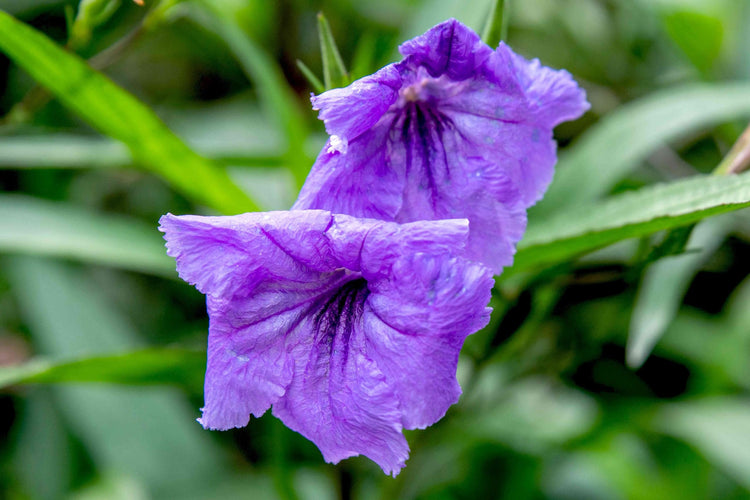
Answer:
294;19;589;273
159;210;493;476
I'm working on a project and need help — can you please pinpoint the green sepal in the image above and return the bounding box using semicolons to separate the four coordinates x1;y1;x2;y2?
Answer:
317;12;349;90
296;59;325;94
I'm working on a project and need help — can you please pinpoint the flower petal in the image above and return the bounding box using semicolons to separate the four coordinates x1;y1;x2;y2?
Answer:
295;20;587;273
199;271;352;430
365;254;493;429
398;18;492;80
504;43;591;128
272;296;410;476
293;126;404;221
311;65;402;151
158;211;337;298
160;210;351;429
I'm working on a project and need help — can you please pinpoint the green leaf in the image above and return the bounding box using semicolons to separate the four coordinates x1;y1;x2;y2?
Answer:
663;10;723;74
4;256;225;496
513;172;750;275
12;391;73;500
0;195;173;276
317;12;349;90
654;398;750;491
639;225;695;265
181;1;311;187
535;84;750;216
0;348;205;391
627;216;732;368
0;11;257;215
481;0;508;48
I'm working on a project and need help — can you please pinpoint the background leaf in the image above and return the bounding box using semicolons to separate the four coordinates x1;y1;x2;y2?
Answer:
179;0;312;187
626;216;733;368
4;256;225;497
0;195;172;276
535;84;750;216
514;172;750;274
0;10;258;214
0;348;205;391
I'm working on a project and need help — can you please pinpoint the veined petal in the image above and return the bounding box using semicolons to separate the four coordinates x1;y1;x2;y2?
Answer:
311;65;402;152
398;18;492;80
296;19;589;274
293;126;404;220
366;254;493;429
504;43;591;128
159;211;337;298
272;280;410;476
161;210;492;474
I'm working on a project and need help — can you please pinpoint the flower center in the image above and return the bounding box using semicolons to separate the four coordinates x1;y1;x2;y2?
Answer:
400;78;430;103
313;278;369;353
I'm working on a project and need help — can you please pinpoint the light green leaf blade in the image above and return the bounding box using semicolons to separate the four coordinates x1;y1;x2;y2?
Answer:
627;216;732;368
5;256;225;497
535;84;750;216
0;348;205;390
0;195;173;276
0;10;257;214
663;10;723;74
317;12;349;90
513;172;750;275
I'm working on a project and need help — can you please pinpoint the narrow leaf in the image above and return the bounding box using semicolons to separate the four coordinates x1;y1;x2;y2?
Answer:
0;11;257;214
481;0;508;48
317;12;349;90
535;84;750;216
513;172;750;275
0;348;205;391
0;195;173;277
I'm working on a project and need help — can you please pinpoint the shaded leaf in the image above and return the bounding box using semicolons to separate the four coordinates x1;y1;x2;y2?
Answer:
0;10;258;214
655;398;750;491
180;1;311;187
4;256;225;496
627;216;732;368
663;10;723;74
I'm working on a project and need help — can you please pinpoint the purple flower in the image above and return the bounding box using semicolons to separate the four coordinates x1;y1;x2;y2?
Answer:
159;210;493;476
294;19;589;273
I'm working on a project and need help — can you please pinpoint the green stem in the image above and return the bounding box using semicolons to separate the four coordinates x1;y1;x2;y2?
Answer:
713;122;750;176
482;0;508;48
270;419;299;500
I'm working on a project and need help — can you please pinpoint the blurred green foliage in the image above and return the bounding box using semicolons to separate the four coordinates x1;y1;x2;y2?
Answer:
1;0;750;499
